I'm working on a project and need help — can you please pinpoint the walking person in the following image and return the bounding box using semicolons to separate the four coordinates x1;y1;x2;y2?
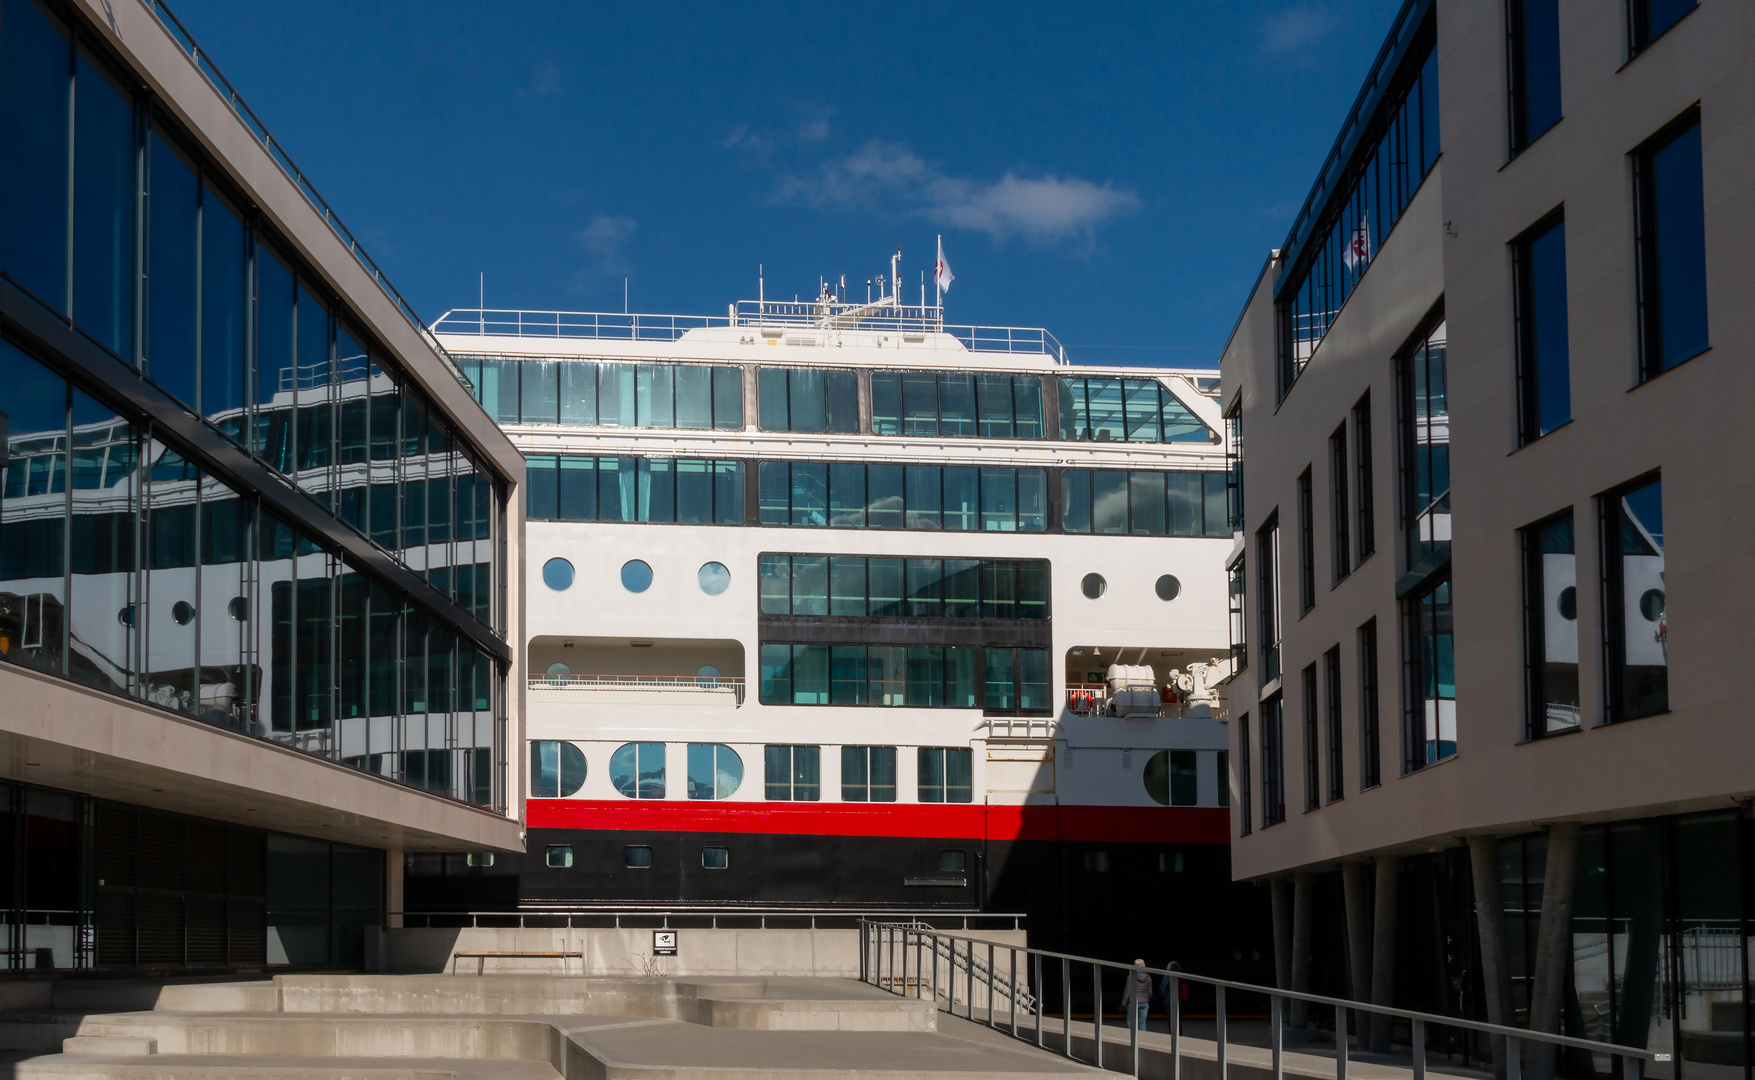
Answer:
1158;962;1187;1033
1121;959;1152;1033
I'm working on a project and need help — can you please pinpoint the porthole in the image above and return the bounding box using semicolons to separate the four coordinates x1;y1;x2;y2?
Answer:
697;561;730;596
544;845;573;869
117;605;137;628
171;600;195;626
530;741;587;798
695;665;721;688
938;850;966;873
621;559;653;593
542;557;575;591
701;847;729;870
1142;750;1170;806
545;662;571;686
1557;586;1577;621
1081;573;1106;600
624;845;653;869
1639;588;1665;622
1155;575;1181;602
227;596;249;622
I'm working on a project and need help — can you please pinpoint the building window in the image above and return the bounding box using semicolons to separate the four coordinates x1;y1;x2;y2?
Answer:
1523;512;1580;737
1225;399;1244;530
1061;469;1230;538
544;845;573;869
758;554;1047;620
1297;468;1316;614
1237;716;1252;835
1143;750;1198;807
1602;475;1667;722
1508;0;1563;153
524;455;744;525
759;643;979;709
1301;665;1320;812
609;742;665;799
1256;516;1282;685
1216;750;1230;808
1629;0;1696;54
1353;393;1375;560
1400;321;1450;573
1514;214;1572;443
1633;109;1709;380
701;847;729;870
623;846;652;868
1359;619;1381;788
763;745;820;800
1330;425;1350;583
760;461;1046;533
758;367;858;434
1261;694;1285;827
685;744;744;800
1324;646;1344;801
1057;377;1212;443
841;746;897;802
1228;555;1248;673
874;371;1042;438
529;741;587;798
1276;18;1440;394
918;747;973;803
1405;577;1456;770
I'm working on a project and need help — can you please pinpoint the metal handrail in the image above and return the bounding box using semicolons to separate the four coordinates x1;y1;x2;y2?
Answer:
527;673;745;701
137;0;472;393
389;909;1025;931
860;921;1667;1080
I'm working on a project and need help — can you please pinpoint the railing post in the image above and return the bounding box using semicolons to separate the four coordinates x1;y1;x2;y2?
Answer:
1412;1018;1426;1080
1062;957;1072;1059
987;942;996;1027
1010;947;1019;1036
1093;963;1103;1069
1170;976;1180;1080
1507;1037;1521;1080
1130;970;1141;1078
1034;951;1044;1048
1216;985;1227;1080
1271;994;1283;1080
967;940;975;1021
1336;1005;1348;1080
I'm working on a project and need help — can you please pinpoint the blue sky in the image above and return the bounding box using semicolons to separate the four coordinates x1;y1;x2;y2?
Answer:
166;0;1402;368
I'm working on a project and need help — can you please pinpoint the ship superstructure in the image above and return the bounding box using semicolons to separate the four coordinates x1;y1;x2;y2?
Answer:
423;274;1268;965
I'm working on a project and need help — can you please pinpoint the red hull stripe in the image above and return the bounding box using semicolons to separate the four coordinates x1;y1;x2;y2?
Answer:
526;800;1231;845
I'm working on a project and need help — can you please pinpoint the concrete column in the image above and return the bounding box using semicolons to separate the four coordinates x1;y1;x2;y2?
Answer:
1526;823;1581;1080
1368;853;1398;1053
1271;876;1294;992
386;848;405;929
1342;860;1373;1045
1469;835;1514;1080
1290;871;1313;1028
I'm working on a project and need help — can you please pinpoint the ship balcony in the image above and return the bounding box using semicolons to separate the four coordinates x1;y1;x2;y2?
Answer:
526;636;746;715
1061;645;1232;721
526;672;745;706
1062;684;1228;720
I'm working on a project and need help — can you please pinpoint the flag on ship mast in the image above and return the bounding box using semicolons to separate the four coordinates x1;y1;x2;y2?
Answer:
934;235;954;296
1342;213;1370;271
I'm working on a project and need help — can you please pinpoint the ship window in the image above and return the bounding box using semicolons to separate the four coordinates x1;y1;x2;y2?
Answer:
609;742;665;799
623;845;652;868
620;559;652;593
763;745;820;801
686;743;743;800
938;850;966;873
1083;851;1110;873
542;558;574;591
544;845;573;869
1155;575;1181;601
701;847;729;870
697;561;730;596
530;741;586;798
758;368;858;433
1081;573;1106;600
873;371;1042;439
544;663;570;685
918;747;973;803
841;746;897;802
527;454;742;524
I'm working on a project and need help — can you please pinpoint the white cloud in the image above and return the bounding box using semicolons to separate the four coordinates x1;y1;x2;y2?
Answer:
773;139;1138;244
576;214;637;278
1260;4;1334;58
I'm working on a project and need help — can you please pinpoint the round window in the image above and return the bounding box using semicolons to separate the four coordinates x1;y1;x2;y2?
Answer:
696;665;722;688
621;559;653;593
1142;750;1171;806
1557;585;1577;621
1081;573;1107;600
1155;575;1182;602
529;740;587;798
542;558;575;591
697;561;730;596
228;596;249;622
171;600;196;626
545;662;571;686
1639;588;1665;622
117;604;137;628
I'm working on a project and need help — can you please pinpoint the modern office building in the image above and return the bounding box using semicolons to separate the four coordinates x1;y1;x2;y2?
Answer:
1221;0;1752;1074
0;0;523;972
421;280;1270;969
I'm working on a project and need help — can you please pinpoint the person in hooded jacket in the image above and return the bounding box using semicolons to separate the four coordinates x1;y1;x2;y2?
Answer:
1120;959;1153;1032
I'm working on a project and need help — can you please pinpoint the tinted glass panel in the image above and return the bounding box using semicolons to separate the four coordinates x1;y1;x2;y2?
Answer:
0;0;70;310
72;50;134;358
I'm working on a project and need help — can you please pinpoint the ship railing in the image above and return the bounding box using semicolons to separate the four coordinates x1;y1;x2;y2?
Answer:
527;673;745;704
388;908;1024;932
859;921;1670;1080
1063;684;1228;720
140;0;471;393
981;716;1057;741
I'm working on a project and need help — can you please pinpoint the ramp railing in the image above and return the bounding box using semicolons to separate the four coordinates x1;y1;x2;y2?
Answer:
859;921;1670;1080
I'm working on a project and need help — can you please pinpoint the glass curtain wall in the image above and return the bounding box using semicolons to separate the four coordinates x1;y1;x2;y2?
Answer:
1057;377;1211;443
1061;470;1229;537
760;461;1046;533
523;455;743;524
758;554;1048;620
463;358;743;431
872;371;1043;438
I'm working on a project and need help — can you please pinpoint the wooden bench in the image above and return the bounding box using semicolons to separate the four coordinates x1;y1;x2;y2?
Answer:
450;950;584;976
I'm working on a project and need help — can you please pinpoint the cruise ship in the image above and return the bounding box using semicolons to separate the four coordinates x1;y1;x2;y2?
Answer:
420;264;1270;968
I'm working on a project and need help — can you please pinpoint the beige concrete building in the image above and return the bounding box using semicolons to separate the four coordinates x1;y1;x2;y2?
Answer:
0;0;523;973
1220;0;1753;1075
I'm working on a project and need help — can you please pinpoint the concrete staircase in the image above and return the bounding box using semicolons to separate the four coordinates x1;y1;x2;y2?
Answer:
0;974;1101;1079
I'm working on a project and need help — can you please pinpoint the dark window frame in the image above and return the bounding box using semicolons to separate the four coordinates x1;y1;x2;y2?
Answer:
1631;106;1710;383
1507;0;1564;155
1238;713;1253;836
1522;508;1581;740
1296;468;1315;614
1353;393;1376;561
1330;424;1350;584
1256;514;1282;685
1598;471;1668;724
1324;645;1344;802
1358;618;1381;789
1301;664;1320;813
1261;693;1285;827
1627;0;1698;56
1512;210;1572;446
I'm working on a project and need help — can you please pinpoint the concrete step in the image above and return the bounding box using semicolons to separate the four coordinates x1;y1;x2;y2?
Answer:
0;1019;85;1053
45;981;276;1014
15;1054;562;1080
60;1036;157;1056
